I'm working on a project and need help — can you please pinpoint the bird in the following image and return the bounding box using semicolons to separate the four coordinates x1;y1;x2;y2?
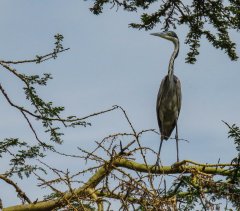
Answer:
150;31;182;164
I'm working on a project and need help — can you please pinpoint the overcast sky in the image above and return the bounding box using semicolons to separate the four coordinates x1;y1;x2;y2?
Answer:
0;0;240;208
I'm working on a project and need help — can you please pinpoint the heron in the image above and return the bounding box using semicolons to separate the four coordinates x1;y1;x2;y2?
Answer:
151;31;182;164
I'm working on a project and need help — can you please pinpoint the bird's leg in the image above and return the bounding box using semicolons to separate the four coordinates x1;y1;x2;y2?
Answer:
175;122;179;162
155;137;164;166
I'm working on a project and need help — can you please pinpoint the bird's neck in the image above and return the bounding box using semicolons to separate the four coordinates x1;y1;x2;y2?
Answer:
168;41;179;79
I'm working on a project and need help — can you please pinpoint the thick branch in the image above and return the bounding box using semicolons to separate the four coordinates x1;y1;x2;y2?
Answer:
3;160;114;211
115;158;233;176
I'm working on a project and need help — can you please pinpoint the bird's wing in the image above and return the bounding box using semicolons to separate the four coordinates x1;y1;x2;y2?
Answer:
156;76;168;132
175;77;182;116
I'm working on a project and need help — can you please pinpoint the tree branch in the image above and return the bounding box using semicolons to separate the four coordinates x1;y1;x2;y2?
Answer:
115;158;233;176
0;175;31;204
3;155;237;210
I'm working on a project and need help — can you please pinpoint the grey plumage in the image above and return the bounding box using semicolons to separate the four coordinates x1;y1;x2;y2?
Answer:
157;75;181;139
151;31;182;163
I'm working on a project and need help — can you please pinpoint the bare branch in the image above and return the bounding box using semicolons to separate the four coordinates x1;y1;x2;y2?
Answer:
0;175;31;204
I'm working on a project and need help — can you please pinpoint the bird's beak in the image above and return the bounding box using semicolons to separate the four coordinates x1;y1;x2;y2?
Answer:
150;32;165;38
150;32;160;37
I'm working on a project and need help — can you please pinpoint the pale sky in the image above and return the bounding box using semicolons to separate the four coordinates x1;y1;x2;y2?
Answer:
0;0;240;208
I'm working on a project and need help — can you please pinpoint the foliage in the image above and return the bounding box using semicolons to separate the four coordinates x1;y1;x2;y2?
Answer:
88;0;240;64
0;138;45;179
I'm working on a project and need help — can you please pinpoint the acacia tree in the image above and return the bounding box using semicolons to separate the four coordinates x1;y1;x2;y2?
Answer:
90;0;240;63
1;1;240;210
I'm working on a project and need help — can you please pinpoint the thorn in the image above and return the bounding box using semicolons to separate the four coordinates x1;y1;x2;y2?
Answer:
120;141;123;153
33;198;38;204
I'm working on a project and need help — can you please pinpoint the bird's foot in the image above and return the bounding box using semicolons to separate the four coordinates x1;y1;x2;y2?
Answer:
152;157;162;170
171;160;183;169
155;160;160;167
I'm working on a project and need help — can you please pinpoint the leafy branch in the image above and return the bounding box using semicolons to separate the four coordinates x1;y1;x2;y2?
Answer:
87;0;240;64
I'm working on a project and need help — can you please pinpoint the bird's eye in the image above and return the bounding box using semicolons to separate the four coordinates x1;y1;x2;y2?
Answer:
170;32;177;38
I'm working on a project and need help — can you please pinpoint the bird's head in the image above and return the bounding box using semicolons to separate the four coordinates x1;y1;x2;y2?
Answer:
150;31;178;44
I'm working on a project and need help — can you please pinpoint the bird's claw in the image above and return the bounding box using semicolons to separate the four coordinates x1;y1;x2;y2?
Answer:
171;160;182;169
